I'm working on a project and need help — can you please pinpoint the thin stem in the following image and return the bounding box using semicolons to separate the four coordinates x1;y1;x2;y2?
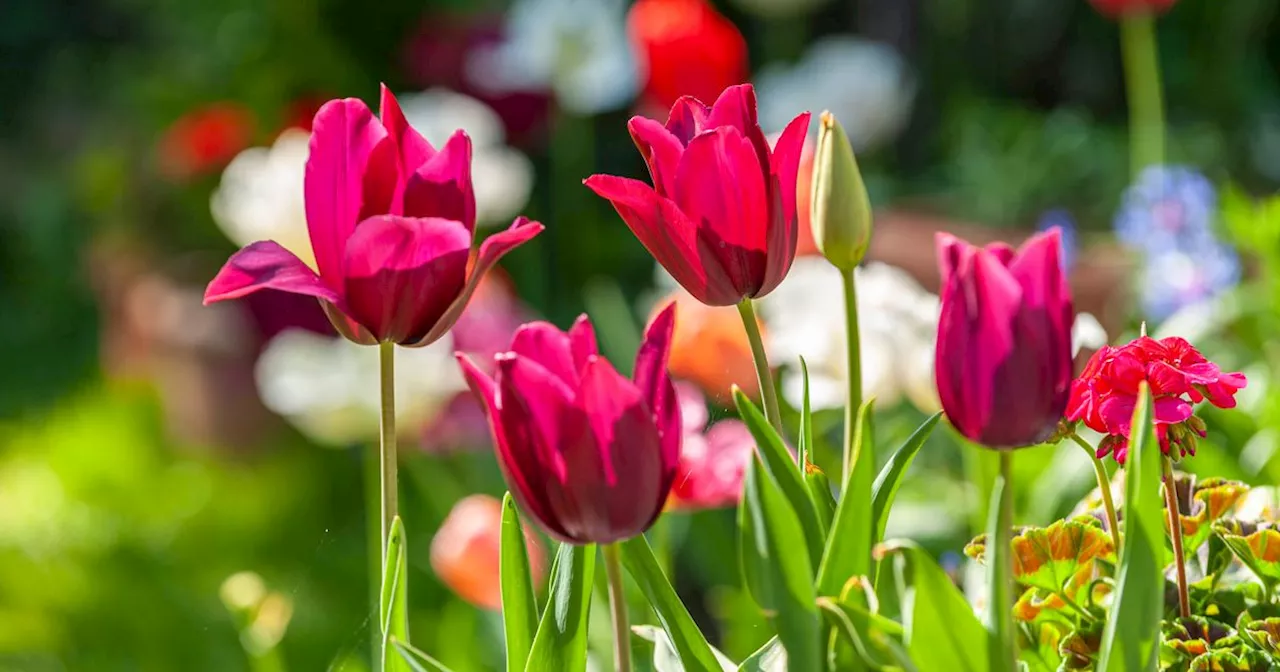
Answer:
603;544;632;672
988;451;1017;672
1162;457;1191;618
840;268;863;483
1054;590;1096;623
1120;12;1165;177
1069;433;1122;553
736;299;784;433
379;342;398;560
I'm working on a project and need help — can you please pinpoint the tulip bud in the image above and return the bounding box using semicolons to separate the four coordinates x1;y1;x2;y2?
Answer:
810;111;873;272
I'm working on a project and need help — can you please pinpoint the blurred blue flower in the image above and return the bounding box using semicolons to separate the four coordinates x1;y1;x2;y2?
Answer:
1113;165;1219;252
1140;245;1241;322
1037;208;1077;269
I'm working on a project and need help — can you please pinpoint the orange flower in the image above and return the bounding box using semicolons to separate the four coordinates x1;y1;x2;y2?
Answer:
652;289;760;404
794;137;820;257
429;494;546;610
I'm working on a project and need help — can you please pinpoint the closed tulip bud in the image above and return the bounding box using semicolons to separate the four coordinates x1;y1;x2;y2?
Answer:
810;112;872;272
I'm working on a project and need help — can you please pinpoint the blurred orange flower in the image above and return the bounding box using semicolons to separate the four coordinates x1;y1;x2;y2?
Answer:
794;137;820;257
158;103;255;180
652;290;760;404
429;494;547;611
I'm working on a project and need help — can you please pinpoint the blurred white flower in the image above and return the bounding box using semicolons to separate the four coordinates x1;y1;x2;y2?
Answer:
211;129;313;267
729;0;830;18
1072;312;1108;354
255;330;466;446
464;0;638;115
398;89;534;225
755;36;916;152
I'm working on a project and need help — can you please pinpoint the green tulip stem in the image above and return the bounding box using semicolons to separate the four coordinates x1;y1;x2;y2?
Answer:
1120;12;1165;176
603;543;632;672
1162;456;1191;618
737;299;785;434
378;342;399;563
988;451;1017;672
1069;433;1122;553
840;267;863;483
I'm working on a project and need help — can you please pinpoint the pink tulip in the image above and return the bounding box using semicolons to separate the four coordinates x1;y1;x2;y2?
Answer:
934;229;1074;448
585;84;810;306
456;305;681;544
204;85;543;346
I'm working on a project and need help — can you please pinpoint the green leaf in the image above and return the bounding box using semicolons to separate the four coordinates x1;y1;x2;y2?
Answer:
619;536;723;672
870;412;943;547
964;518;1116;596
805;465;836;538
380;516;410;672
500;493;538;672
798;357;814;470
740;456;823;671
1097;383;1162;672
1174;477;1250;559
733;388;825;572
525;543;595;672
737;636;787;672
391;637;454;672
630;625;735;672
881;540;987;672
1212;519;1280;594
817;596;913;670
816;398;876;597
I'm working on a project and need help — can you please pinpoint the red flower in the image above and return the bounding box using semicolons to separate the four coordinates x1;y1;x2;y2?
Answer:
627;0;748;110
158;103;255;179
585;84;810;306
1088;0;1177;18
1067;336;1245;463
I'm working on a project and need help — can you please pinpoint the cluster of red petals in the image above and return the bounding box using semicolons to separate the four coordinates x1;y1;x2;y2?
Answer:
627;0;748;111
158;103;255;179
204;85;542;347
586;84;809;306
1067;336;1246;463
1087;0;1178;19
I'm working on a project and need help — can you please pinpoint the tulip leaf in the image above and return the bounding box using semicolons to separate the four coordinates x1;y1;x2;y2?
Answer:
740;456;822;671
525;542;595;672
736;636;787;672
817;596;913;670
631;625;735;672
733;388;825;572
881;540;987;672
619;535;724;672
1212;519;1280;594
805;465;836;539
1097;383;1163;672
870;412;943;548
816;398;876;597
500;493;538;672
798;357;814;470
380;516;411;672
391;637;455;672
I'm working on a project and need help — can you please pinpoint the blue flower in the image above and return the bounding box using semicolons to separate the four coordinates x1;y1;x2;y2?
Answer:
1140;244;1241;321
1113;165;1219;253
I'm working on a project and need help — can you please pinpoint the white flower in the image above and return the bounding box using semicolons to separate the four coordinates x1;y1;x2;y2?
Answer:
397;89;534;225
211;129;313;267
464;0;638;115
755;36;916;152
255;330;466;446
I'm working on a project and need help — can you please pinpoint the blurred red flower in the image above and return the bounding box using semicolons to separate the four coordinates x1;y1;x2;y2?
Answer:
627;0;748;110
158;103;256;180
1087;0;1177;18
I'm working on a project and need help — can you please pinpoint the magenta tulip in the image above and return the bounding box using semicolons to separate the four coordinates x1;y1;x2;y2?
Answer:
457;305;681;544
204;85;543;346
934;229;1074;448
585;84;810;306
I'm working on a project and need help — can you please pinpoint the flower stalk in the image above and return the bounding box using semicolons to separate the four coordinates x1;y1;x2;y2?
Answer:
840;268;863;482
1161;456;1191;618
736;299;784;433
987;451;1018;672
603;543;632;672
1069;432;1122;552
379;341;399;561
1120;12;1165;176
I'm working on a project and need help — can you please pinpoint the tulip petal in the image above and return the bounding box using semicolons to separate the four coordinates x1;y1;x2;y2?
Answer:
204;240;340;305
412;217;544;347
568;315;600;375
707;84;771;168
585;174;740;306
758;111;811;297
341;215;471;343
579;356;669;541
632;303;681;469
305;98;396;283
629;116;684;198
379;84;436;173
674;127;770;298
402;130;476;230
664;96;711;145
510;322;576;385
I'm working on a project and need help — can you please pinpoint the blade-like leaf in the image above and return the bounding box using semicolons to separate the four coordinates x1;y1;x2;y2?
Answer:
631;625;735;672
733;388;825;570
816;399;876;596
882;540;987;672
737;636;787;671
870;412;943;547
805;465;836;538
741;456;823;671
380;516;410;672
817;596;913;671
525;543;595;672
798;357;814;469
500;493;538;672
391;637;455;672
1097;383;1162;672
619;535;723;672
